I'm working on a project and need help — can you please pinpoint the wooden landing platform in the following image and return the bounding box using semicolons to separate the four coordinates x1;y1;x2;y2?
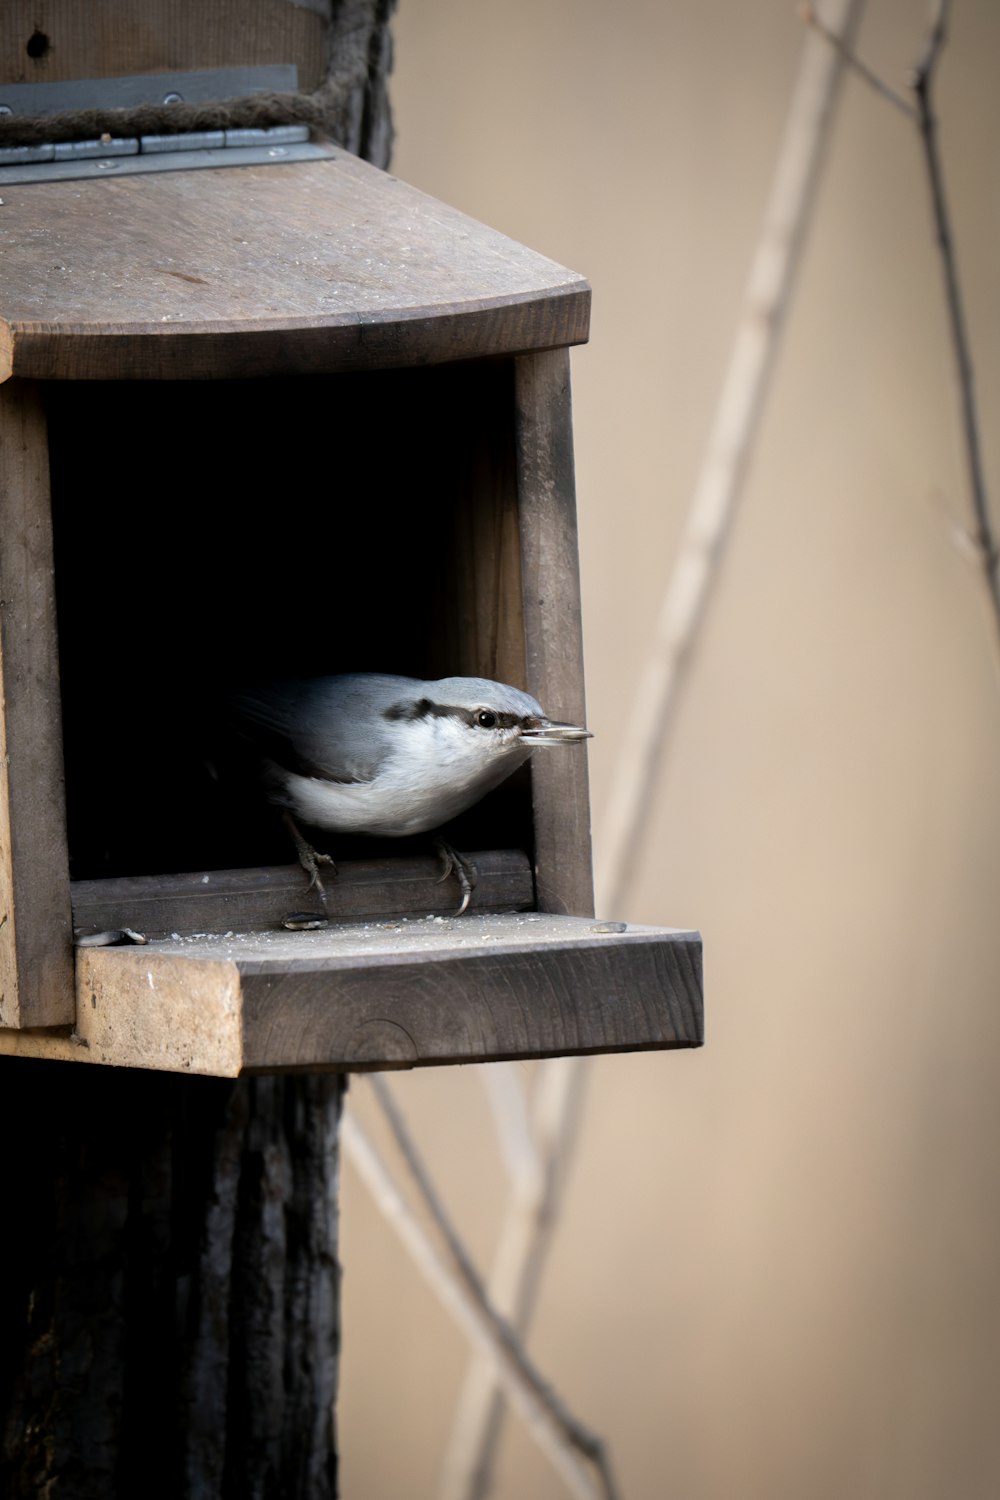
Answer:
0;912;703;1077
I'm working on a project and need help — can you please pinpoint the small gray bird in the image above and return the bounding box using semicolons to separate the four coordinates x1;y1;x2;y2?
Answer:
235;673;591;913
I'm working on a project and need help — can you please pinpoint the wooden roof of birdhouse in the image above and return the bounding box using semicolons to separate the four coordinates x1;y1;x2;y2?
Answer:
0;149;590;381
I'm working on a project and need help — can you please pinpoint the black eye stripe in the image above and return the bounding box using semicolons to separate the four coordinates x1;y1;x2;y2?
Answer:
383;700;528;730
474;709;525;730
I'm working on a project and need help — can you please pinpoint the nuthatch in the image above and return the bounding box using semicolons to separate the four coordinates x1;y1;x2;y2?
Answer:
236;673;591;914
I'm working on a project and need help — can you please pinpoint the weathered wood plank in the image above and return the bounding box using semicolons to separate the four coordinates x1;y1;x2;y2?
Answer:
515;349;594;917
0;1;329;92
0;379;74;1027
0;916;703;1076
70;850;535;938
0;155;591;382
238;924;703;1072
442;361;527;688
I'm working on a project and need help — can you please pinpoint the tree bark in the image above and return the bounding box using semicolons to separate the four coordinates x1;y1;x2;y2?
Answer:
0;1064;345;1500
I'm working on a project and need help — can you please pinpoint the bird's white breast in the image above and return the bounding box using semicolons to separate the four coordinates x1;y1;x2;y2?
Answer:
275;714;531;838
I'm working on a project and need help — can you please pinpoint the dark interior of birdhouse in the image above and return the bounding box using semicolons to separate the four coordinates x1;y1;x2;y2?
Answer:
45;359;537;894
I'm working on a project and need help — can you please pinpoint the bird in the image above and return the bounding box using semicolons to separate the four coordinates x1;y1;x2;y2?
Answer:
234;673;592;914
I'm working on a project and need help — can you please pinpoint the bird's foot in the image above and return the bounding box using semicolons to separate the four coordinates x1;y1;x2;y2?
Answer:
434;838;478;916
283;811;336;905
302;848;336;900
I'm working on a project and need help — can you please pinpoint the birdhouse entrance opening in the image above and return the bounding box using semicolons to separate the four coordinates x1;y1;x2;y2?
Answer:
46;362;544;924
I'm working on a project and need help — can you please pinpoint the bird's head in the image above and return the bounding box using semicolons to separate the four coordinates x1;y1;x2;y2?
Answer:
383;676;591;769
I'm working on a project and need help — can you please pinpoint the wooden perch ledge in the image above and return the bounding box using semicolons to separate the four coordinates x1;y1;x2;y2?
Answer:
0;909;703;1077
69;850;537;938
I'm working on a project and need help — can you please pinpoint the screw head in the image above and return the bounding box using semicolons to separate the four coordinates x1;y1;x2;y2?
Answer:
162;92;183;105
0;105;12;117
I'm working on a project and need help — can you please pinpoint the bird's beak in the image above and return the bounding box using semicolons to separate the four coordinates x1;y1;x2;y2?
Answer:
521;720;593;745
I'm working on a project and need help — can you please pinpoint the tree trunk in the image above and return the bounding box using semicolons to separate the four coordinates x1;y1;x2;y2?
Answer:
0;1065;344;1500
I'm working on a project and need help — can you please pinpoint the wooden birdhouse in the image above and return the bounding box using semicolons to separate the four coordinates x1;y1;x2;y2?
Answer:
0;57;702;1077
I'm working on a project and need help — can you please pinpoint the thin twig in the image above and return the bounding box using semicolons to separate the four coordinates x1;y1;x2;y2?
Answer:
804;0;1000;658
341;1111;607;1500
909;0;1000;652
479;1062;542;1189
360;1075;622;1500
597;0;866;916
436;8;867;1491
913;0;948;80
800;3;916;117
441;1059;588;1500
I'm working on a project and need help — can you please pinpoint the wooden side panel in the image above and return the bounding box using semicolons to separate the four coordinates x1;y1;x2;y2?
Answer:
0;380;74;1026
0;1;329;91
515;350;594;916
444;362;527;687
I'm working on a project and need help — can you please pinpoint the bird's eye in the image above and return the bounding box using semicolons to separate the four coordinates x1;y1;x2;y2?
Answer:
477;710;498;728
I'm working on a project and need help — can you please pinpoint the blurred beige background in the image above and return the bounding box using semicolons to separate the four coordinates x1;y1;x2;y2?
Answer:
339;3;1000;1496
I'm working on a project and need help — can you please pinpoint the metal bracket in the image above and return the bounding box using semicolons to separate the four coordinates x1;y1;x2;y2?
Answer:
0;67;334;184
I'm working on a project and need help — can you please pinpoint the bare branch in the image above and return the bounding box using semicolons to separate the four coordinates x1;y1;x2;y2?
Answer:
597;0;866;916
437;8;868;1491
357;1075;621;1500
912;0;949;83
908;1;1000;653
480;1062;542;1190
441;1058;588;1500
800;3;916;117
805;0;1000;656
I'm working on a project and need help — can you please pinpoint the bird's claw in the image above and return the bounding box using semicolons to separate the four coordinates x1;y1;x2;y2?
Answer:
283;810;336;906
434;839;478;916
303;849;336;902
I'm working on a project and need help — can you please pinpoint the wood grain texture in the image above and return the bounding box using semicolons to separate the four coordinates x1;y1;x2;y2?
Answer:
238;923;703;1073
0;1;329;92
0;153;591;382
0;379;74;1026
441;360;527;687
515;350;594;916
71;850;535;938
0;916;703;1076
0;1062;343;1499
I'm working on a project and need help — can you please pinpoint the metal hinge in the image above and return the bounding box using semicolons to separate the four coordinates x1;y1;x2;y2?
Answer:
0;66;333;185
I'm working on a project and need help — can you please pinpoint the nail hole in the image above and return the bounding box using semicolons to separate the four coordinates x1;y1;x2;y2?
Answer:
26;31;51;60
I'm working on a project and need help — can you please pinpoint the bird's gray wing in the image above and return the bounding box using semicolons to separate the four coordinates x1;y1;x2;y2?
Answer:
234;675;418;785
